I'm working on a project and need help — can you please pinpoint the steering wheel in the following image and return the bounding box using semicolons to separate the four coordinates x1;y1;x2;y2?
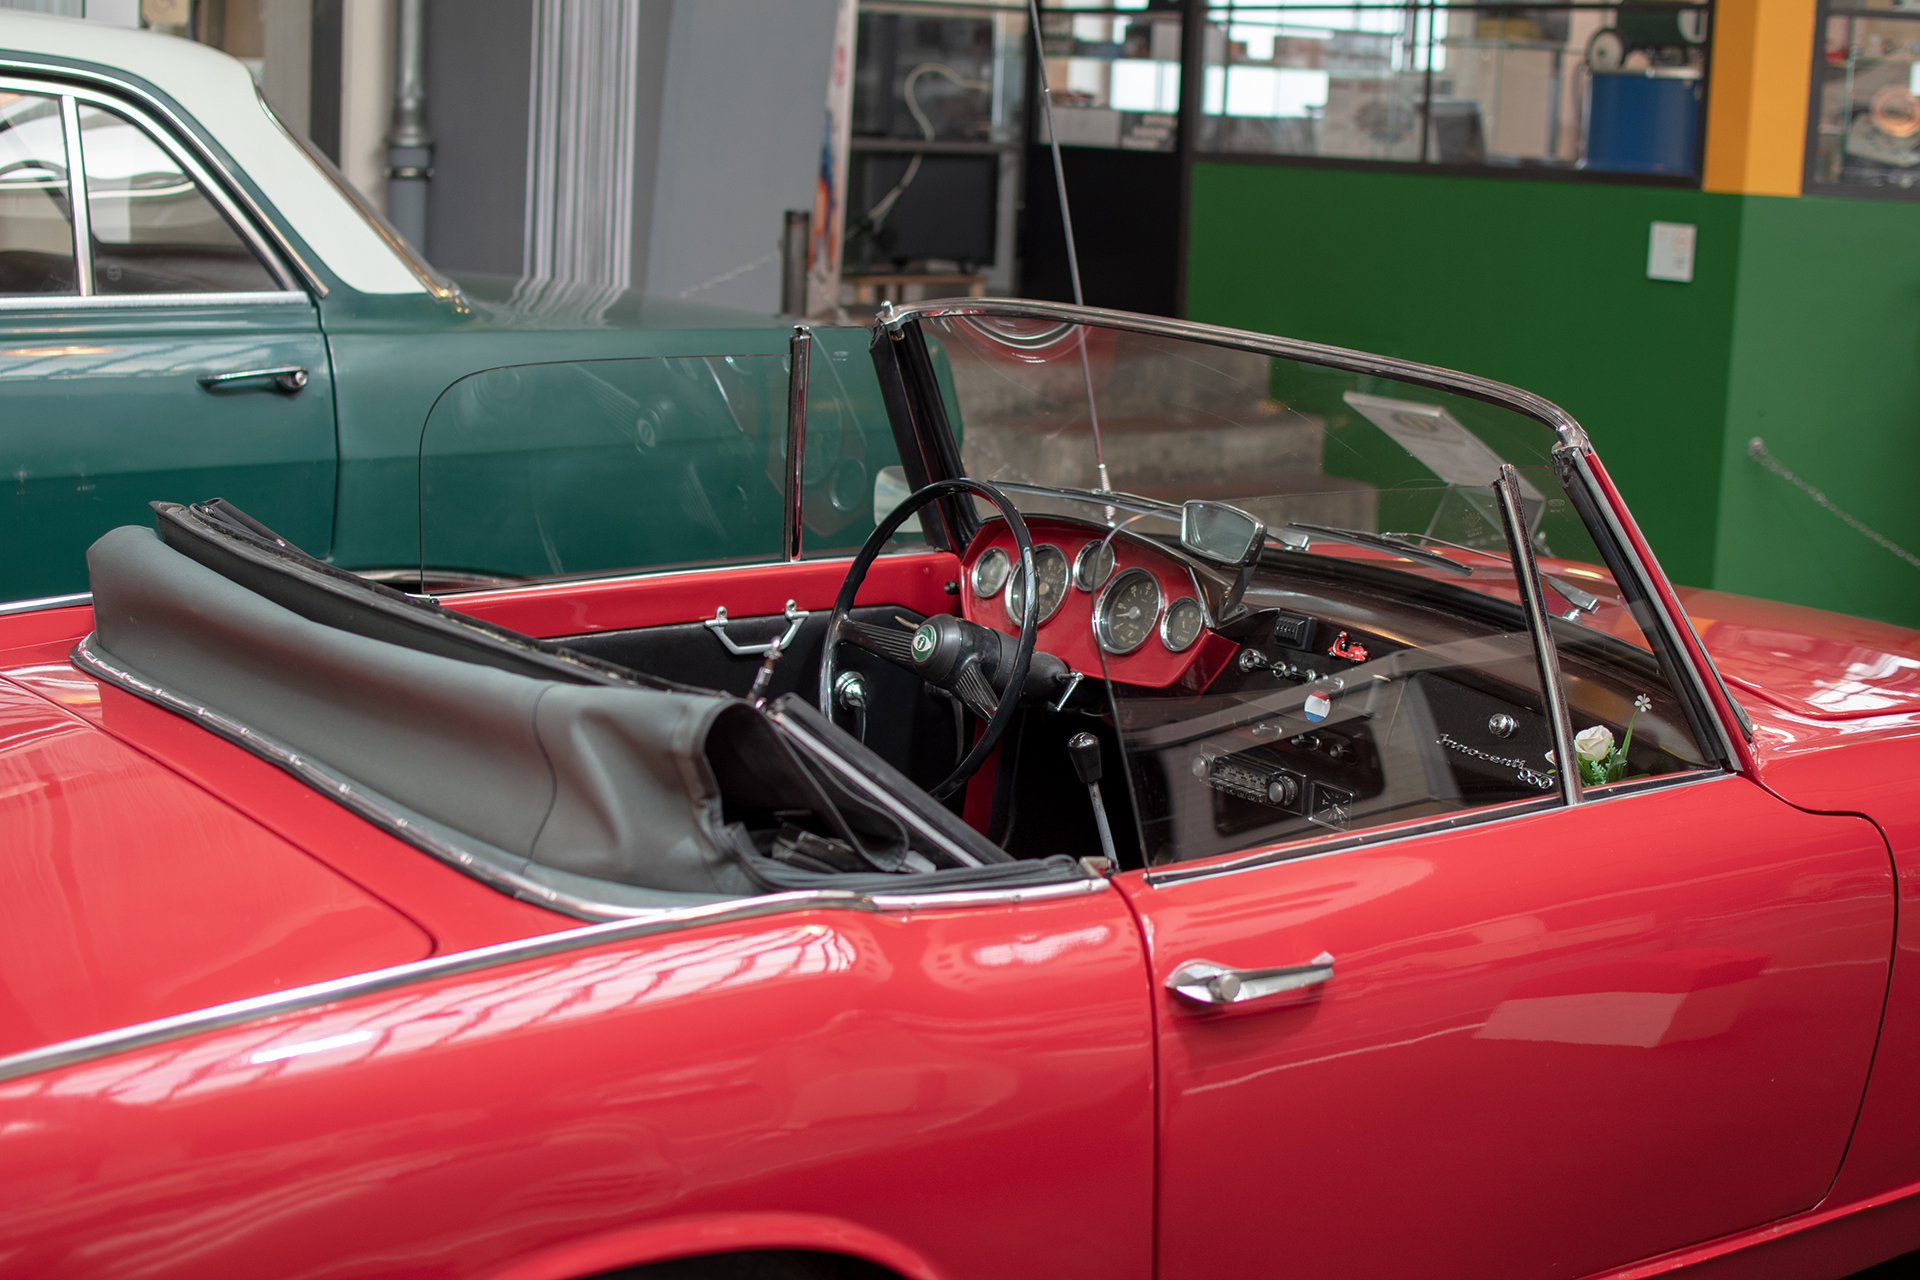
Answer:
818;478;1038;800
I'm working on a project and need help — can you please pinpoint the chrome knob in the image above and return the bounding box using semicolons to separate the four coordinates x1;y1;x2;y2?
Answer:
834;670;868;711
1207;971;1243;1002
1238;649;1267;672
1265;773;1298;806
1488;713;1517;739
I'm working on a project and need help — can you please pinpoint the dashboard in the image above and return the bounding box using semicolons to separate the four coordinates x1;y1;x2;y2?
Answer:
959;517;1237;692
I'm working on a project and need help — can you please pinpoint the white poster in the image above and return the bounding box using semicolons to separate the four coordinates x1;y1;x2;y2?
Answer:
806;0;858;318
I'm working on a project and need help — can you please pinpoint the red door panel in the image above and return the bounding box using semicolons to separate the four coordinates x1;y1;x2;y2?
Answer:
1125;775;1893;1280
0;890;1151;1280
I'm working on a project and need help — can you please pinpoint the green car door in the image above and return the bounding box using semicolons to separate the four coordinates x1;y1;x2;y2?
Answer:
0;76;334;602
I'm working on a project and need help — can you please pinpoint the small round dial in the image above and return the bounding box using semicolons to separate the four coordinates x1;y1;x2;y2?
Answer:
1095;568;1163;654
1072;539;1116;592
1161;597;1204;652
971;545;1011;599
1005;544;1068;625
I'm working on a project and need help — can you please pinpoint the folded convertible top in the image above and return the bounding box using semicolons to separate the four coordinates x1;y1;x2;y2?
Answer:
76;506;1047;919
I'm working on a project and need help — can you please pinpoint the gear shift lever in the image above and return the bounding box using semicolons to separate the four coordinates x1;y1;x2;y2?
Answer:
1067;731;1120;871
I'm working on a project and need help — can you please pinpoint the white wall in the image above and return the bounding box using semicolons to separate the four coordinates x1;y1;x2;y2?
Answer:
340;0;395;214
642;0;838;311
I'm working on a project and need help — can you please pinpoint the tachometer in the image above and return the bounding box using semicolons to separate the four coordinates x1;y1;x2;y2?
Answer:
1072;539;1116;592
1161;596;1204;652
1094;568;1162;654
1005;544;1068;625
971;546;1011;599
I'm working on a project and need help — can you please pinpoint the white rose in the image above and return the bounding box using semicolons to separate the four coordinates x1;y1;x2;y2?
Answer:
1574;725;1614;762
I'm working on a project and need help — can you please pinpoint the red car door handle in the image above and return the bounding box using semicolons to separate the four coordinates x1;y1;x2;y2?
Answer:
1167;953;1335;1007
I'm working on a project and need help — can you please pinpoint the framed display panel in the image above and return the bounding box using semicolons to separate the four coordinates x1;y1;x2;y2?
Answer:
1806;1;1920;198
1190;0;1709;180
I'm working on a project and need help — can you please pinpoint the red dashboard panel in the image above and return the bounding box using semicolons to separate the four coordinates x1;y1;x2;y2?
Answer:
960;519;1235;692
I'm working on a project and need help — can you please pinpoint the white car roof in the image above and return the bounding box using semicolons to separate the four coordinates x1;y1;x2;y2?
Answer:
0;11;424;296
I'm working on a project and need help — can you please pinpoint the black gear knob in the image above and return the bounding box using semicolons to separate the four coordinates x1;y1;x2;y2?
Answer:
1067;731;1103;785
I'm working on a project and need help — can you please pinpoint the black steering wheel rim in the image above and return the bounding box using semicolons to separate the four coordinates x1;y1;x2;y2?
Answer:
818;478;1038;800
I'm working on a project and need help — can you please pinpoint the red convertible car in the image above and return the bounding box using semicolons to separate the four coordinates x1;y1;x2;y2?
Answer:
2;301;1918;1280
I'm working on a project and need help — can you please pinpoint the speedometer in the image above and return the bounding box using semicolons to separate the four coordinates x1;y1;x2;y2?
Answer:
1005;544;1068;625
1094;568;1162;654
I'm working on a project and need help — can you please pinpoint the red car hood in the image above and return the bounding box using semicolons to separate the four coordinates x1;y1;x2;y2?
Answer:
1676;586;1920;721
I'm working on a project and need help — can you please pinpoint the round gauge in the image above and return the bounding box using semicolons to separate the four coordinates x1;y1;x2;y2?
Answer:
1161;597;1205;653
1094;568;1163;655
1072;539;1116;592
1005;544;1068;625
971;545;1011;599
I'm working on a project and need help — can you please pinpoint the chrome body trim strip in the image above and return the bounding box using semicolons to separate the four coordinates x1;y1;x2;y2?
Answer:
0;291;308;312
1142;770;1733;889
58;95;92;295
0;591;90;616
0;891;872;1084
0;868;1111;1085
72;635;1079;922
875;298;1593;451
71;635;635;921
0;62;325;296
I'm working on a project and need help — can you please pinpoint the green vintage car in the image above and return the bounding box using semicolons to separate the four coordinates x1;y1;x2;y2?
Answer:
0;13;897;603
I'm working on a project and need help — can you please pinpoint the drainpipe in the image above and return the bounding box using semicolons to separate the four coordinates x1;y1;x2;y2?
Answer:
385;0;432;254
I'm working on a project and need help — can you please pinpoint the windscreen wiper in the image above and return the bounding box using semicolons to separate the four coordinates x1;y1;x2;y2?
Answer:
1383;532;1601;615
1281;523;1474;577
989;481;1179;519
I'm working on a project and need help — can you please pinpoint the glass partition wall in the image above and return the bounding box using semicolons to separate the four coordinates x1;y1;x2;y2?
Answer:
1808;1;1920;196
1197;1;1707;175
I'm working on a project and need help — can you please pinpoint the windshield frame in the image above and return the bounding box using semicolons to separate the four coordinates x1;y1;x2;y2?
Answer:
869;298;1747;865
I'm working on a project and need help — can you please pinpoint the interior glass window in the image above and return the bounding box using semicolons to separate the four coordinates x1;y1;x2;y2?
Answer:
1808;3;1920;196
0;92;77;295
922;314;1712;865
78;102;278;294
420;355;794;585
800;327;927;560
1195;1;1706;177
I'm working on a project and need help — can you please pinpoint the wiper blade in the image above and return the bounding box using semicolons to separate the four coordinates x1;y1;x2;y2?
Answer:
987;481;1180;518
1282;523;1474;577
1384;532;1601;615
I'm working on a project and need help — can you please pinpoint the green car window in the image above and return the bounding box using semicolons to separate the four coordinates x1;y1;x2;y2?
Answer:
77;102;277;295
0;92;77;295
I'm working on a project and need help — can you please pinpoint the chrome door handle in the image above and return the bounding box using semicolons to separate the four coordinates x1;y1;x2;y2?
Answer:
198;366;309;393
1167;952;1334;1007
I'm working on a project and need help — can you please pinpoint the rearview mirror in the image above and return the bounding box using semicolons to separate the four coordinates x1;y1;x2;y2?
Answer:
1181;501;1266;567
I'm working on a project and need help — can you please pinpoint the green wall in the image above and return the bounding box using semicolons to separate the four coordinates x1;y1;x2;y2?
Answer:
1185;161;1920;628
1715;195;1920;626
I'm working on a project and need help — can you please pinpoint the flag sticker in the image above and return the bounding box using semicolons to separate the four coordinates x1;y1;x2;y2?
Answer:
1304;692;1330;723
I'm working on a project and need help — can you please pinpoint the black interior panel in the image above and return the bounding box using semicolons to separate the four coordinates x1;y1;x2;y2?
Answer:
558;605;964;796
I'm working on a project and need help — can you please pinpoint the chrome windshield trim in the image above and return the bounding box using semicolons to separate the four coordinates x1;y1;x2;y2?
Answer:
0;291;309;312
876;298;1592;451
0;591;90;616
1143;770;1734;888
0;62;326;297
1559;449;1744;768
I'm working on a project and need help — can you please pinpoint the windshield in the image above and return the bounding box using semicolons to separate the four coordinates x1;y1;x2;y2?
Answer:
924;312;1586;569
912;309;1712;865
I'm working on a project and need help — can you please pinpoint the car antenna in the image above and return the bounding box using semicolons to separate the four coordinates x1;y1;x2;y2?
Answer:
1026;0;1113;510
